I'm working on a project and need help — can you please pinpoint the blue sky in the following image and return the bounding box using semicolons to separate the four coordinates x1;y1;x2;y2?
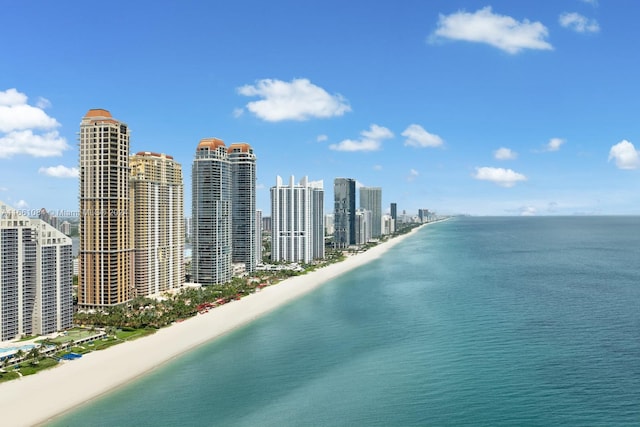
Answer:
2;0;640;216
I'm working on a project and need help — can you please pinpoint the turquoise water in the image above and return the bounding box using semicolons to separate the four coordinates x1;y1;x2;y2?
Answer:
51;217;640;426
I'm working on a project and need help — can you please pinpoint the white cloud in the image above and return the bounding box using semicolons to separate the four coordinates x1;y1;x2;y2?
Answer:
36;97;52;109
431;7;552;54
494;147;517;160
330;124;393;152
0;88;68;158
545;137;565;151
15;199;28;209
581;0;598;6
0;88;27;106
373;164;383;171
559;12;599;33
330;139;381;152
38;165;79;178
232;108;244;118
0;103;60;133
0;130;69;158
608;140;640;170
520;206;537;216
361;124;393;140
474;166;527;187
316;134;328;142
407;168;419;182
402;124;444;148
237;78;351;121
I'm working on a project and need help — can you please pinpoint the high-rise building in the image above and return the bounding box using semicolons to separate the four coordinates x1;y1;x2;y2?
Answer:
130;152;184;296
382;214;395;235
324;213;334;237
228;143;257;273
60;221;71;236
0;202;73;341
271;176;324;263
355;208;372;244
255;209;263;264
310;182;325;260
334;178;356;248
78;109;134;308
184;216;192;240
192;138;232;285
360;187;382;238
418;209;433;223
262;216;272;233
390;202;397;232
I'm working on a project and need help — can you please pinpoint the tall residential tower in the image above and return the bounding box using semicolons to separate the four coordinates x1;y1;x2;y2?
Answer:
333;178;356;249
130;152;184;296
79;109;134;308
271;176;324;264
360;186;382;238
228;143;257;273
192;138;232;285
0;202;73;341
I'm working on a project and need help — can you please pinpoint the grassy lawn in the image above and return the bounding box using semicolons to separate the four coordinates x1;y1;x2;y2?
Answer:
18;358;58;376
44;328;101;344
0;371;20;383
0;327;157;384
116;328;156;341
0;358;59;383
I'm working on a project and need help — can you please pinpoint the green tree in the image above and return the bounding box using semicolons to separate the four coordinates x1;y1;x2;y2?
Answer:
27;347;40;365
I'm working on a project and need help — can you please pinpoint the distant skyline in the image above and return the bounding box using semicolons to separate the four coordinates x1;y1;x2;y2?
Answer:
2;0;640;216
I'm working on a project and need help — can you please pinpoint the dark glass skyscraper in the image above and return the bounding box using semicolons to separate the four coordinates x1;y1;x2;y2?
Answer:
333;178;356;248
192;138;232;285
228;143;257;273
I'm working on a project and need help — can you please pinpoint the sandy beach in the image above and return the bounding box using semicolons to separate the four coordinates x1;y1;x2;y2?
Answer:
0;224;427;427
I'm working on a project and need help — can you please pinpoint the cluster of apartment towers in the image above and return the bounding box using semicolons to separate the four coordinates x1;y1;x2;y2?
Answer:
0;109;406;342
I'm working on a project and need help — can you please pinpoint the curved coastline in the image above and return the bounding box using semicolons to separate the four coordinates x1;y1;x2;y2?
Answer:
0;223;432;427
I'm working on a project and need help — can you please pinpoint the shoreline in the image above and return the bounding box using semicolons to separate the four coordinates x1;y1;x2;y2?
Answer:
0;223;434;427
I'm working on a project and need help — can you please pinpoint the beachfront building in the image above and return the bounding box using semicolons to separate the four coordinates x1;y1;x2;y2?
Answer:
355;208;372;245
382;214;395;235
130;152;184;296
0;202;73;341
334;177;356;249
228;143;257;274
262;216;272;233
60;221;71;236
78;109;134;309
390;203;397;222
418;209;435;223
184;216;192;240
360;186;382;238
324;213;334;237
255;209;263;264
192;138;232;285
271;176;324;264
310;182;325;260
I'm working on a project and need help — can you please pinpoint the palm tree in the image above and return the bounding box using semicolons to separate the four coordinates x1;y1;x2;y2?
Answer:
1;356;10;371
27;347;40;365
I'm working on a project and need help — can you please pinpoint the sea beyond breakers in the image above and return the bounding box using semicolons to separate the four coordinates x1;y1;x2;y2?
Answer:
48;216;640;426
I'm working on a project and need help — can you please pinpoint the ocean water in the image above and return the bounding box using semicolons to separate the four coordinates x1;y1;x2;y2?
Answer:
50;217;640;426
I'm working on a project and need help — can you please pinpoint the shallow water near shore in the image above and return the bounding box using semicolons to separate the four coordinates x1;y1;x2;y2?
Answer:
50;217;640;426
